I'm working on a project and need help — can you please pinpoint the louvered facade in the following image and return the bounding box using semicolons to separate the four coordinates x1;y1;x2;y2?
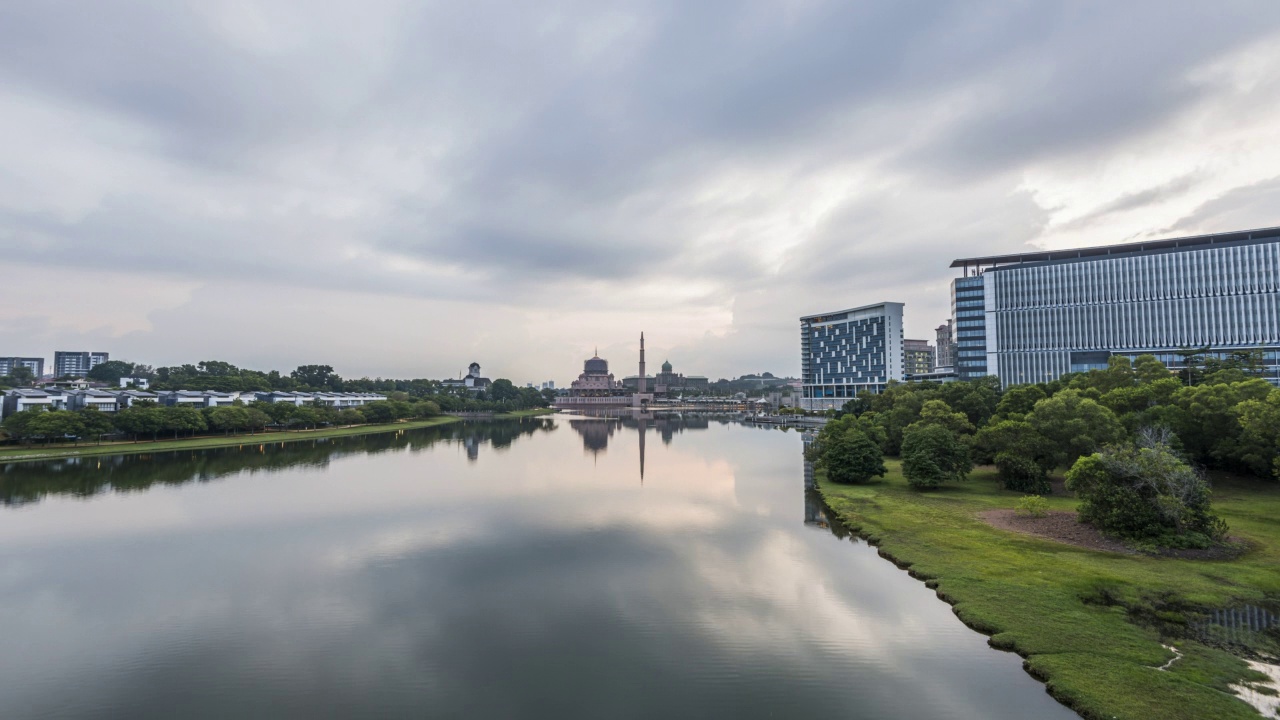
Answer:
951;228;1280;387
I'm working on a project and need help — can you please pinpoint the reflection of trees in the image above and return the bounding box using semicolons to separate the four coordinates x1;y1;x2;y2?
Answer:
0;419;555;507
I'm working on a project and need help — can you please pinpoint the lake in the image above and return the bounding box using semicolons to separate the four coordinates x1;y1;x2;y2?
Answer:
0;413;1077;719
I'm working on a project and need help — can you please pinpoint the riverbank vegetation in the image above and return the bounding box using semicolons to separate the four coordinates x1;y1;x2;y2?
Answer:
816;462;1279;720
808;352;1280;718
0;408;554;464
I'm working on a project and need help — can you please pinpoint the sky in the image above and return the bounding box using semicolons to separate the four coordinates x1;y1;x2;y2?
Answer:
2;1;1280;385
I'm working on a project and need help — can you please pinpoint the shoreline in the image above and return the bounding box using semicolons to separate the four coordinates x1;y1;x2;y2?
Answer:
0;408;554;465
815;460;1279;720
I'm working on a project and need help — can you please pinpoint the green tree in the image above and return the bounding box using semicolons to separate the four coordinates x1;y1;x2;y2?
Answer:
820;428;886;484
901;423;971;489
28;411;87;445
7;366;35;386
1133;354;1175;385
337;408;365;426
206;406;250;435
2;409;45;444
906;399;975;438
76;408;116;444
973;419;1056;494
1234;389;1280;479
994;384;1047;420
1066;438;1227;547
361;401;395;424
86;360;136;384
1026;390;1125;468
936;377;1001;428
291;406;320;429
161;407;207;439
1163;379;1272;470
244;408;271;433
290;365;341;390
489;379;520;404
114;407;166;441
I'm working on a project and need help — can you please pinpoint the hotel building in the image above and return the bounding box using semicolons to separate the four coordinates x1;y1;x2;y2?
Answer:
800;302;905;410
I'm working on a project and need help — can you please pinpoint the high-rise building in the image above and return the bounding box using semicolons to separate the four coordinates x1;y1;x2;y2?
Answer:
903;340;936;376
53;351;109;378
952;275;988;380
0;357;44;379
934;321;955;368
950;226;1280;387
800;302;905;410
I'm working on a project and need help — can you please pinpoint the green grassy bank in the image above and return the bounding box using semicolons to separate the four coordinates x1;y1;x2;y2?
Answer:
817;461;1280;720
0;409;553;465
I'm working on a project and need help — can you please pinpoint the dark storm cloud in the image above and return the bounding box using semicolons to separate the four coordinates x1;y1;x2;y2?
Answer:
2;0;1280;374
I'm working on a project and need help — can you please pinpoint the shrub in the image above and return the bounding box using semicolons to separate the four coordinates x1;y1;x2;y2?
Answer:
822;428;886;485
1065;440;1228;548
1014;495;1050;518
901;423;971;490
995;451;1052;495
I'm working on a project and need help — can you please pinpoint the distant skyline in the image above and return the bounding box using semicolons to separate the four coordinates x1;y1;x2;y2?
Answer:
3;1;1280;384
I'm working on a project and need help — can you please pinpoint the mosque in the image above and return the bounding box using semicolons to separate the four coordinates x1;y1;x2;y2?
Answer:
554;334;654;408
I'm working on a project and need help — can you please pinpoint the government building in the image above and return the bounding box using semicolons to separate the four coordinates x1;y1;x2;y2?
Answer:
950;226;1280;387
799;302;905;410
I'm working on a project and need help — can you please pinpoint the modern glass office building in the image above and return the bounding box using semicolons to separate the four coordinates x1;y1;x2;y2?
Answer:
950;226;1280;387
952;276;988;380
800;302;904;410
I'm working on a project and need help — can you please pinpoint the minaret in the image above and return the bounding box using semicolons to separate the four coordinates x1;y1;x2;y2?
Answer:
638;332;647;394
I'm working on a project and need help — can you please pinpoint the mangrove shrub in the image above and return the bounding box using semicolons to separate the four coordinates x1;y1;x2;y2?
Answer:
1065;439;1227;548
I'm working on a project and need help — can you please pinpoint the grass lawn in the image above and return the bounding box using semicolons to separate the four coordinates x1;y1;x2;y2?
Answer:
817;460;1280;720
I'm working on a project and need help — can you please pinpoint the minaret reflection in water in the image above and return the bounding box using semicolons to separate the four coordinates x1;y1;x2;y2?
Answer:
566;410;732;484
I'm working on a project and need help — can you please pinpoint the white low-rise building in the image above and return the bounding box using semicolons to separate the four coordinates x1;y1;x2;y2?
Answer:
2;389;53;418
156;391;207;409
69;389;120;413
115;390;159;408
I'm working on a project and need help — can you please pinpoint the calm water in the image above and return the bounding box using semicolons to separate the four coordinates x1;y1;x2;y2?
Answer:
0;414;1076;720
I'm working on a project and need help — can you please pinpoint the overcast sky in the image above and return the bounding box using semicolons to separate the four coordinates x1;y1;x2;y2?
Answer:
3;1;1280;384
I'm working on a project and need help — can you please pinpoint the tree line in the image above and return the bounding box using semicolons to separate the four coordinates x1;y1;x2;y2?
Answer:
810;353;1278;548
1;396;451;445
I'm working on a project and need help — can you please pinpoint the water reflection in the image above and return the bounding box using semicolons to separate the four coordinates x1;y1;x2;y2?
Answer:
0;414;1076;720
0;418;554;508
566;411;737;482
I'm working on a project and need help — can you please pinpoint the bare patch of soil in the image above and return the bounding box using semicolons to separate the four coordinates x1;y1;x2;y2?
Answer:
978;509;1251;559
979;509;1136;554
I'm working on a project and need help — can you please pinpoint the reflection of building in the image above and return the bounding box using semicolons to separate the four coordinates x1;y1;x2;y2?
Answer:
442;362;492;394
568;417;622;457
951;226;1280;387
800;302;905;410
904;340;936;376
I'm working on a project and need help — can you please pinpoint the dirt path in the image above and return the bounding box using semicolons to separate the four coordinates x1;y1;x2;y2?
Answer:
978;509;1136;554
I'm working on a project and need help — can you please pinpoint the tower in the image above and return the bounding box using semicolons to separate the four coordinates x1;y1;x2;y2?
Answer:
638;332;647;394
